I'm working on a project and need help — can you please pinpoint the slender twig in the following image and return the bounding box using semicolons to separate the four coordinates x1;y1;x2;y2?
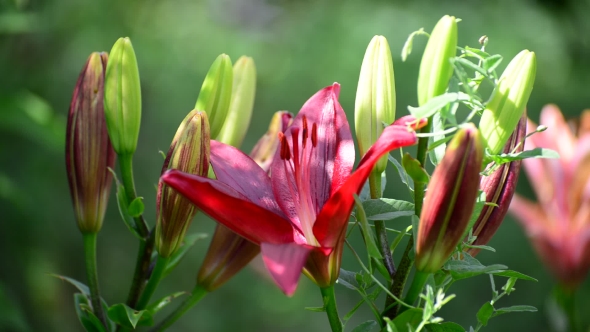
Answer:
150;284;208;332
83;233;109;330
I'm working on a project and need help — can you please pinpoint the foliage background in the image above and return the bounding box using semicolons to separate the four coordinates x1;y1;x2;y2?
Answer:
1;0;590;331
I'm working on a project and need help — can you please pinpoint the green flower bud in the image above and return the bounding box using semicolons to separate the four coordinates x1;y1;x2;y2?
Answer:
416;124;484;272
104;37;142;156
355;35;395;174
479;50;536;154
156;110;210;258
66;52;116;234
417;15;458;106
195;54;233;139
216;56;256;148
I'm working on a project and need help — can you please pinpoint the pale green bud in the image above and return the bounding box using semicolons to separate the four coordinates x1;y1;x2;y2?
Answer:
195;54;233;139
417;15;458;106
479;50;536;154
355;35;395;174
215;56;256;148
104;37;142;156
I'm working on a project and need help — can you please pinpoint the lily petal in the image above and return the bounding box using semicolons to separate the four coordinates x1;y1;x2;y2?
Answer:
210;140;286;217
261;242;312;296
271;84;355;225
314;125;417;247
161;170;294;244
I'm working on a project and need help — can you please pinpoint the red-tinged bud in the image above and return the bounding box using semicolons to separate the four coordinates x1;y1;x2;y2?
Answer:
156;110;210;258
197;111;292;291
467;115;527;256
416;124;484;272
66;52;116;234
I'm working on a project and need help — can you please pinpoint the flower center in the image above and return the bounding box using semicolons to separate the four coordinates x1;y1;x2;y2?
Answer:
279;115;320;246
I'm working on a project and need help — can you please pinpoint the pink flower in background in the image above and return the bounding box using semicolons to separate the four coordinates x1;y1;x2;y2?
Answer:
510;104;590;288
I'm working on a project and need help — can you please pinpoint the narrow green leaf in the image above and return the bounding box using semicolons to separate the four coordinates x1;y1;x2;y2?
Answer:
444;259;507;280
454;57;488;77
425;322;466;332
477;302;494;326
428;112;447;166
52;274;90;295
491;270;537;282
304;306;325;312
390;308;423;331
337;269;360;290
493;305;537;315
483;54;503;73
108;168;143;240
162;233;208;278
352;320;378;332
388;155;414;191
462;47;491;59
146;291;188;316
362;198;415;221
502;277;518;295
74;293;106;332
354;195;383;260
408;92;473;119
343;299;365;323
491;148;559;164
462;190;486;241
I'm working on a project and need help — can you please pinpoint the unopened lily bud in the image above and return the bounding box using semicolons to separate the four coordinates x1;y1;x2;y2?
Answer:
355;35;396;174
197;111;292;291
467;115;526;256
416;124;484;272
216;56;256;148
417;15;458;106
156;110;210;258
479;50;536;154
66;52;116;234
195;54;233;139
249;111;294;171
104;37;142;156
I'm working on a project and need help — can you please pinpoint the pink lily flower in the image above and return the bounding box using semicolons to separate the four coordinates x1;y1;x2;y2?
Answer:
510;104;590;288
161;83;420;295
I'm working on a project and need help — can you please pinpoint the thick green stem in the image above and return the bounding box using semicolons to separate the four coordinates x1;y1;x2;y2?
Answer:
125;230;155;308
320;285;342;332
150;284;208;332
384;119;432;318
118;153;149;237
553;284;579;332
83;233;109;330
368;171;397;278
136;255;170;310
400;271;429;313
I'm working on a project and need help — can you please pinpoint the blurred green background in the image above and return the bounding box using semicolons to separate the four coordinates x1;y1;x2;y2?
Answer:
2;0;590;331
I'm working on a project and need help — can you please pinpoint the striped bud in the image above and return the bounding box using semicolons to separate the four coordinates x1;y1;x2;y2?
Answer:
417;15;458;106
468;114;526;256
355;35;396;174
156;110;210;258
479;50;536;154
216;56;256;148
66;52;116;234
416;124;484;272
104;37;142;156
195;54;233;139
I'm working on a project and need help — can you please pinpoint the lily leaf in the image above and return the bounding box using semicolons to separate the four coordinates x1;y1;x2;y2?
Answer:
408;92;473;119
146;291;188;316
362;198;414;221
107;303;153;328
354;195;383;260
74;293;106;332
108;168;143;240
351;320;378;332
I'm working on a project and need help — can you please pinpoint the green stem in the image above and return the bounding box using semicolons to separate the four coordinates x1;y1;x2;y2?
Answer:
83;233;109;330
136;255;170;310
150;284;208;332
320;285;342;332
553;284;579;332
400;271;429;313
118;153;149;237
384;119;432;318
125;229;155;308
368;171;396;278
